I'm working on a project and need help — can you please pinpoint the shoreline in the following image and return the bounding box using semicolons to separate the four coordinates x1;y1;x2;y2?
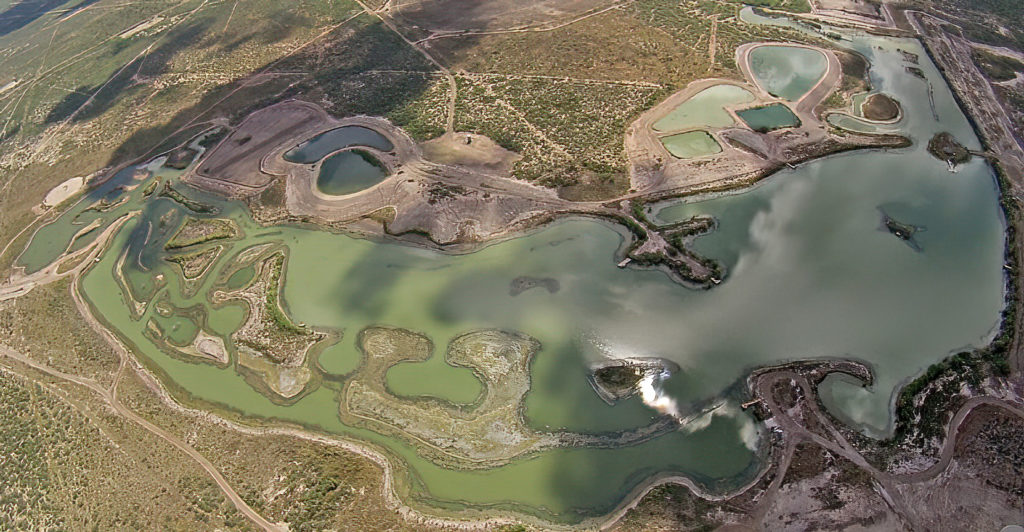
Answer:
1;5;1021;531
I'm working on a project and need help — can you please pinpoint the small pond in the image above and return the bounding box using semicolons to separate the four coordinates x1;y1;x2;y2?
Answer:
660;131;723;159
284;126;394;164
737;103;801;131
653;85;756;132
316;150;388;196
748;45;828;101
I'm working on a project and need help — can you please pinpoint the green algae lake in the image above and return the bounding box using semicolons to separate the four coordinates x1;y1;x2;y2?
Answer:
14;18;1008;527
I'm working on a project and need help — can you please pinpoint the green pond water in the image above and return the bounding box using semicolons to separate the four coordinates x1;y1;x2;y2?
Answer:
736;103;801;131
15;17;1007;525
653;84;756;132
660;131;722;159
283;126;394;164
316;150;388;196
748;45;828;101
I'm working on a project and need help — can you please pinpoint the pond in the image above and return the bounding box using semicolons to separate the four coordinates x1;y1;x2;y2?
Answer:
15;14;1007;526
748;44;828;101
283;126;394;164
653;84;756;132
736;103;801;131
316;150;388;196
660;131;723;158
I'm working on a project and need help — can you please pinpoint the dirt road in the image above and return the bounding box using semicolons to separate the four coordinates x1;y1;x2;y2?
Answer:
0;342;285;532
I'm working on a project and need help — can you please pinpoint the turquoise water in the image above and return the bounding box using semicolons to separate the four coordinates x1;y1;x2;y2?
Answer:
13;13;1008;524
660;131;723;158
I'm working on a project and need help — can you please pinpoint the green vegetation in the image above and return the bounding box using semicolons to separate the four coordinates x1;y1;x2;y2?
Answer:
455;74;662;189
612;483;722;532
0;370;245;530
165;217;238;250
166;246;222;280
263;253;308;336
158;182;217;214
142;178;160;197
941;0;1024;48
164;147;198;169
927;132;972;165
971;49;1024;82
594;365;644;391
0;280;118;384
737;0;812;14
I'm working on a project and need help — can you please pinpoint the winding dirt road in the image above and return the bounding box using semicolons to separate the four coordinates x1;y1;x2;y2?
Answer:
749;368;1024;531
0;344;284;532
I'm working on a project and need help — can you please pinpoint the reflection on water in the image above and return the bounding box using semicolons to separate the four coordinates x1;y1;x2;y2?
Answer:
14;15;1007;524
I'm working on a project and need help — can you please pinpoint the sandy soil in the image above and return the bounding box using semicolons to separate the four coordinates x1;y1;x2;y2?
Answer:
624;42;905;197
420;132;520;175
42;176;85;208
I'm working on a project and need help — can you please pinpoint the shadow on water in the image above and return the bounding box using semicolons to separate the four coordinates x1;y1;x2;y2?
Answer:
328;243;409;323
55;2;720;523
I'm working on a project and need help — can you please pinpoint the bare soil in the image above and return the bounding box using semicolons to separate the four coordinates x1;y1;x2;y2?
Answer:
862;93;900;121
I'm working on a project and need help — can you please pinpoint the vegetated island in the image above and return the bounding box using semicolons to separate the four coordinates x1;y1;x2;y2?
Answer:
928;131;972;166
588;357;681;405
880;210;925;251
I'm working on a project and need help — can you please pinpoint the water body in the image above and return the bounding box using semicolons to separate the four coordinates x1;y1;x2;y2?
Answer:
16;17;1006;524
316;150;388;196
736;103;801;131
827;112;902;134
748;45;828;101
653;84;756;132
283;126;394;164
660;131;722;158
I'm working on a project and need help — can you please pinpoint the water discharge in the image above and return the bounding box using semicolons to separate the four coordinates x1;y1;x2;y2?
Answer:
13;15;1008;526
638;369;682;419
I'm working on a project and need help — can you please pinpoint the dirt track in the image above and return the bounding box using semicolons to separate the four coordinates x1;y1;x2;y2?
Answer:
0;345;284;532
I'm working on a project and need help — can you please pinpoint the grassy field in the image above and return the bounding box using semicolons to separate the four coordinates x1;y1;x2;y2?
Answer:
0;277;424;530
431;0;803;194
0;0;812;526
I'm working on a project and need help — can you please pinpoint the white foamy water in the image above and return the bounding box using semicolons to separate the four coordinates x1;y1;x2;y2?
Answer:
638;370;682;419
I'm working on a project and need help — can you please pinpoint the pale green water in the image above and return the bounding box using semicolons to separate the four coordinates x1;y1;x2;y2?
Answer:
660;131;722;159
653;84;756;132
316;150;388;196
736;103;801;131
748;45;828;101
283;126;394;164
827;112;901;133
14;18;1007;524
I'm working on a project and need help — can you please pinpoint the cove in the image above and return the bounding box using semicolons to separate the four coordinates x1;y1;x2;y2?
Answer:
17;15;1008;526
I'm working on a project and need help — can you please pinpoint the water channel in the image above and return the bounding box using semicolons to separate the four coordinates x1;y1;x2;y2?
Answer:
13;13;1007;525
